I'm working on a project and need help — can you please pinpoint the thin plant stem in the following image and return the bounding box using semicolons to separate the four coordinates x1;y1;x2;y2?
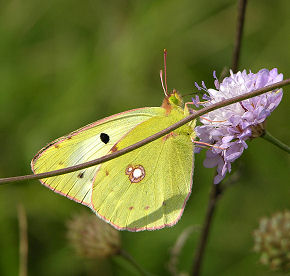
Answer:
262;131;290;153
119;249;150;276
232;0;248;72
191;183;222;276
168;226;199;276
191;168;241;276
18;205;28;276
0;79;289;185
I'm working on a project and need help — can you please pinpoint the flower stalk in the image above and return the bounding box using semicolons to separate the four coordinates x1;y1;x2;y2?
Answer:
191;168;241;276
18;205;28;276
232;0;248;72
192;182;222;276
262;131;290;154
119;249;151;276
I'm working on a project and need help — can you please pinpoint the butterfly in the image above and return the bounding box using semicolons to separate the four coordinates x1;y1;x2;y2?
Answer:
31;53;196;232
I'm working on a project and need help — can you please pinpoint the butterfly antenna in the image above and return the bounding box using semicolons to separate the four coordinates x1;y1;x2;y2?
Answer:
160;49;168;97
163;49;168;95
160;70;167;96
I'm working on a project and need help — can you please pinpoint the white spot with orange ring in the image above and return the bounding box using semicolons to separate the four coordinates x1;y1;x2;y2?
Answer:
125;165;145;183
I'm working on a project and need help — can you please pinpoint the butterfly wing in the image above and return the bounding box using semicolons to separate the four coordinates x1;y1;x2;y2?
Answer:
31;107;165;206
91;109;195;231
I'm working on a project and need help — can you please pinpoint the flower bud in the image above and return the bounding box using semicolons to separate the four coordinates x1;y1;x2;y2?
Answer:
253;210;290;271
67;213;121;259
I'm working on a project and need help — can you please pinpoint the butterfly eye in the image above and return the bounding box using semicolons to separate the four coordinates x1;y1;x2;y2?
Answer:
100;133;110;144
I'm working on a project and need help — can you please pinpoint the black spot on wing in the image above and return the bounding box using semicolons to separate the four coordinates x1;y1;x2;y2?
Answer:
100;133;110;144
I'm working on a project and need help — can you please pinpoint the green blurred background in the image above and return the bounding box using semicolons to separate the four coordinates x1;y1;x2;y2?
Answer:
0;0;289;275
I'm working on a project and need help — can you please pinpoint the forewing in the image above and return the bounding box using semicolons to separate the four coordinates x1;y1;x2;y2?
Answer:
91;110;194;231
31;107;164;206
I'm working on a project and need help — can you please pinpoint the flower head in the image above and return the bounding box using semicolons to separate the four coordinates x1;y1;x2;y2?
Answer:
67;213;121;259
194;69;283;184
253;210;290;271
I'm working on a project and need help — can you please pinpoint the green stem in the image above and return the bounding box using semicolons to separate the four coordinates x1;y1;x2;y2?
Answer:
262;131;290;154
119;249;151;276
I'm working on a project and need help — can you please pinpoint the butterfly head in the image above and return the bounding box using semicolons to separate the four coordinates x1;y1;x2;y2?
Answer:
168;90;183;107
162;89;184;114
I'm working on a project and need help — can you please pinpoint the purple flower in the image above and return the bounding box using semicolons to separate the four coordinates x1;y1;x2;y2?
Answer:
195;69;283;184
